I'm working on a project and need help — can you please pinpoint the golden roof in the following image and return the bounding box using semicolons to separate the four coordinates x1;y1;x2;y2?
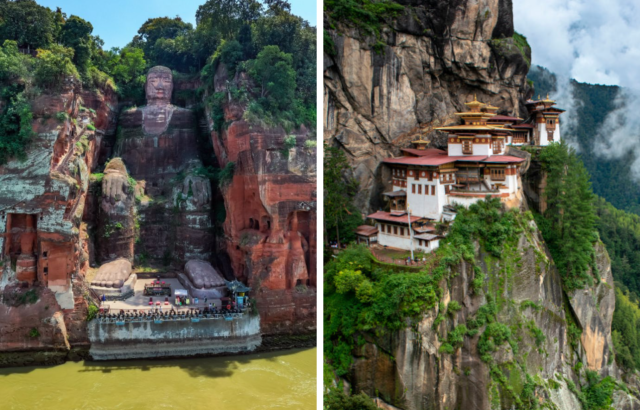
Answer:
464;94;485;110
412;136;430;144
541;93;555;103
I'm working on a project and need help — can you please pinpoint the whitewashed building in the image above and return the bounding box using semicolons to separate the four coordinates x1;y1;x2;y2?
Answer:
362;96;562;253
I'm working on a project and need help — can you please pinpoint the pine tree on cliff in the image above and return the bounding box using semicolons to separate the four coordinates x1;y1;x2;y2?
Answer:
538;141;598;290
324;144;362;248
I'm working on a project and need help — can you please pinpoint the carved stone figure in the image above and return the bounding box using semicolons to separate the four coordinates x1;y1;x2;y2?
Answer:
97;158;136;263
115;66;213;264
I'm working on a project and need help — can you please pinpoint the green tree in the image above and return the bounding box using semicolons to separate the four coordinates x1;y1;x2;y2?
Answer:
60;15;93;79
106;47;146;102
247;45;296;110
324;389;378;410
324;144;363;247
537;141;598;290
131;16;197;71
0;0;56;51
34;44;79;89
0;88;34;165
196;0;262;40
0;40;29;81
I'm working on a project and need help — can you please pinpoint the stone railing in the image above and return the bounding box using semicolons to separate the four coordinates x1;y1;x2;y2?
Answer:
96;310;244;324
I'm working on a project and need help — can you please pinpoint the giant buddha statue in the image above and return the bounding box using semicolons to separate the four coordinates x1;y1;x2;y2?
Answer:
115;66;213;264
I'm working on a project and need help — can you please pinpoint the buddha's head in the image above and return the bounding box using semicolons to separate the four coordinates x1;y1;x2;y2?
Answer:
145;66;173;105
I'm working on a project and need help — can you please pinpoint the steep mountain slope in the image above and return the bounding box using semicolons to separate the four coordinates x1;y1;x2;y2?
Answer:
324;1;640;409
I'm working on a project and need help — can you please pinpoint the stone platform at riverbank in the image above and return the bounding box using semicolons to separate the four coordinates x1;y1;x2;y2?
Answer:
88;313;261;360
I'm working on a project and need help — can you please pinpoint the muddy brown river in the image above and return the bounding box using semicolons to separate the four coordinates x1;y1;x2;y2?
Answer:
0;348;316;410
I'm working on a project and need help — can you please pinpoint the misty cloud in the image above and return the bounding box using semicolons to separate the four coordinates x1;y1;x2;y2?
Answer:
514;0;640;179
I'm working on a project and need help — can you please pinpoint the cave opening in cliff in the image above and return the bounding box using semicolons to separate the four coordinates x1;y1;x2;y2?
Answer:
4;213;39;284
4;213;38;258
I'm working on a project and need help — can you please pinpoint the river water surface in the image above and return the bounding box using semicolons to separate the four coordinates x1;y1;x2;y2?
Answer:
0;348;316;410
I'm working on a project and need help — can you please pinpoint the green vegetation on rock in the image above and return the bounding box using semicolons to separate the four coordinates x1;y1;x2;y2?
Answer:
325;0;404;52
533;141;598;291
323;145;363;247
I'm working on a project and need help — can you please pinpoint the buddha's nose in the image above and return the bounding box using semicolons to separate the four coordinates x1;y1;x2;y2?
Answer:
157;79;165;89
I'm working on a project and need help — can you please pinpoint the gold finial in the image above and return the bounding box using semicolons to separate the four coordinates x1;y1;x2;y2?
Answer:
474;94;477;101
538;94;541;100
547;93;550;99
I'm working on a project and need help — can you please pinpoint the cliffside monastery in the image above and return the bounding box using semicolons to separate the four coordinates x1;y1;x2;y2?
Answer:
356;95;564;253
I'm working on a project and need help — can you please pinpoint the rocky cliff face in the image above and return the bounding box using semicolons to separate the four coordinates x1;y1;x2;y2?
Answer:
208;66;317;336
0;80;118;362
326;1;640;407
324;0;532;212
344;210;639;409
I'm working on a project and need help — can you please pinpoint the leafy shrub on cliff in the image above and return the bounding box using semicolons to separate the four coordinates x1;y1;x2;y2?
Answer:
324;198;523;375
0;87;35;165
0;40;31;82
34;44;79;89
208;39;244;74
324;388;378;410
325;0;404;40
247;45;296;108
86;303;99;321
217;161;235;186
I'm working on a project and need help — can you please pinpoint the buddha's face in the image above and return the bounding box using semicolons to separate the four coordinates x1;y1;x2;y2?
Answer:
146;71;173;105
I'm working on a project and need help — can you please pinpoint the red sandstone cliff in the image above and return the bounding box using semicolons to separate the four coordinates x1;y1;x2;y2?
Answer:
0;80;118;361
207;66;317;336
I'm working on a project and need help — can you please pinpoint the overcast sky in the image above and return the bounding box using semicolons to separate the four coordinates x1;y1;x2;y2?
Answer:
36;0;316;50
514;0;640;89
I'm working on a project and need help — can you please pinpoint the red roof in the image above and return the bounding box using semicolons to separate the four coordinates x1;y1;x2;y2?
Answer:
487;115;521;121
401;148;446;157
384;152;456;166
355;225;379;236
367;211;421;224
384;152;524;166
449;155;488;162
481;155;526;163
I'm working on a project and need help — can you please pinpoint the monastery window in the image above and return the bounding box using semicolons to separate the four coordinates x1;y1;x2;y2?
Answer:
548;130;554;141
490;168;506;181
44;267;48;275
402;170;405;177
492;140;502;154
428;172;433;182
42;251;48;258
418;185;422;194
431;186;436;195
462;140;473;154
445;185;450;194
400;227;404;236
393;226;398;235
412;184;416;194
